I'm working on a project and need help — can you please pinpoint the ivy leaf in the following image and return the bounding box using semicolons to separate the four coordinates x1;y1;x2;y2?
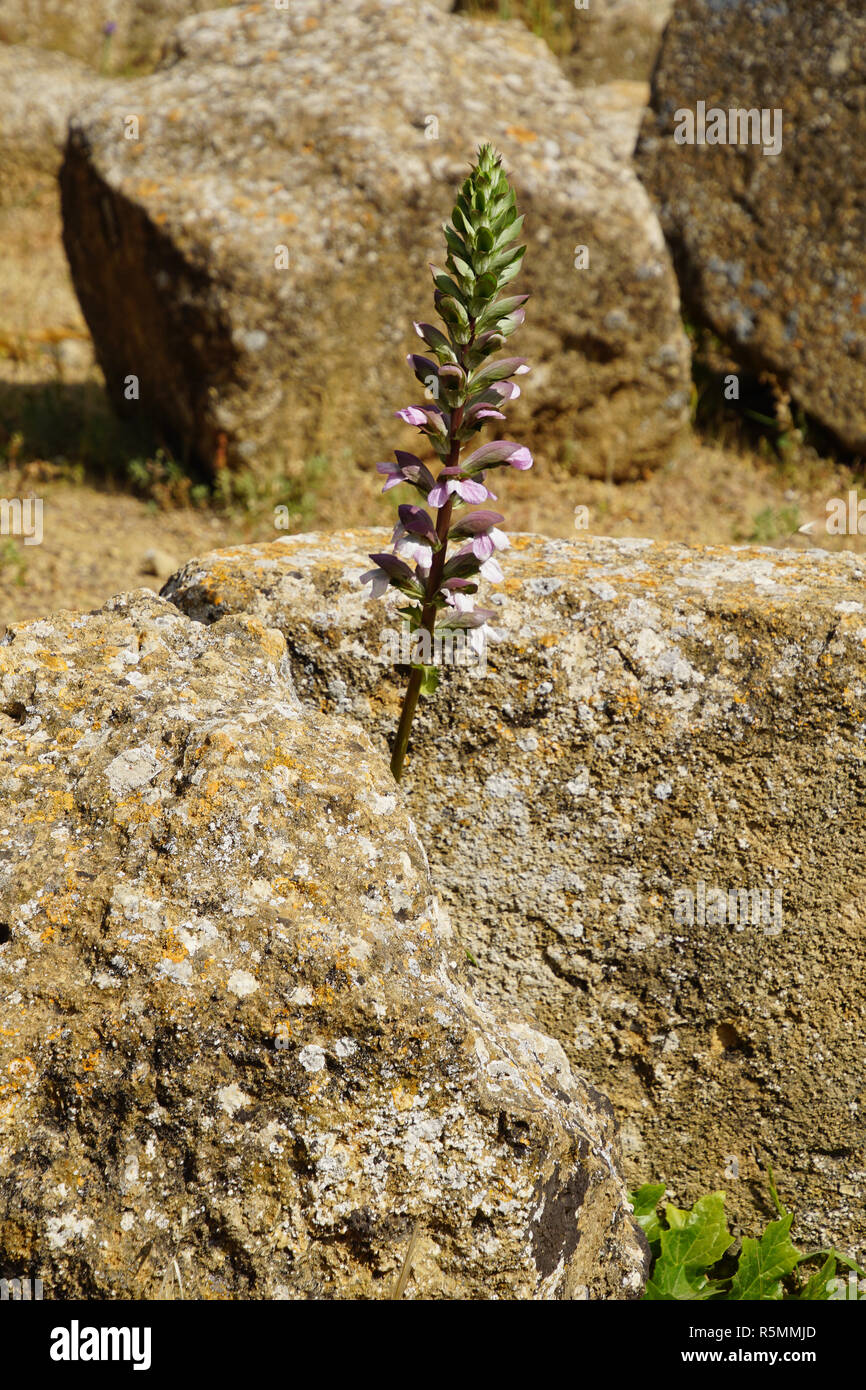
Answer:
630;1183;666;1250
644;1193;732;1301
729;1213;800;1301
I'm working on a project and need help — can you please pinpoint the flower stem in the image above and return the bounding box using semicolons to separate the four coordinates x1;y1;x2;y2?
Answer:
390;665;424;781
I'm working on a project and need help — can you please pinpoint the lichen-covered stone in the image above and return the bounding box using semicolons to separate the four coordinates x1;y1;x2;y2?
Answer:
0;0;227;72
165;531;866;1261
636;0;866;454
0;589;647;1299
59;0;689;484
0;45;100;195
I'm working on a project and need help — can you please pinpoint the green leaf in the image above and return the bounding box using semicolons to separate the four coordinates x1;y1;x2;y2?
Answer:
489;242;526;275
449;253;475;286
797;1253;838;1301
630;1183;666;1249
728;1214;799;1301
493;214;523;249
430;264;464;300
414;664;440;697
444;224;471;259
644;1193;733;1301
495;258;524;289
397;604;423;631
475;294;528;332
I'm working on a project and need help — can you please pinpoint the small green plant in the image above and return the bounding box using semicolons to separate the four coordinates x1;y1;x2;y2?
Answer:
741;504;801;545
0;539;27;587
458;1;571;54
631;1169;865;1301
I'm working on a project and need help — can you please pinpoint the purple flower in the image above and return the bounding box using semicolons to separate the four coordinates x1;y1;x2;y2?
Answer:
360;551;424;600
427;469;493;507
396;504;439;544
461;440;534;475
452;540;506;583
376;453;436;496
103;20;117;36
396;406;428;426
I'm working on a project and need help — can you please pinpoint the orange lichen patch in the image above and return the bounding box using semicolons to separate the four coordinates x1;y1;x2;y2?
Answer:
134;180;163;200
202;730;238;757
7;1057;35;1085
162;928;187;965
391;1081;418;1111
614;689;642;715
81;1050;101;1073
167;108;182;123
53;727;82;748
36;653;67;671
264;48;280;61
505;125;537;144
43;892;75;926
303;14;319;29
14;760;46;777
232;194;256;211
59;696;89;714
113;792;162;827
279;212;298;226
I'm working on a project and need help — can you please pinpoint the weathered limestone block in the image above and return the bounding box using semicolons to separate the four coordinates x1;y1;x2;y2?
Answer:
0;0;226;72
0;589;646;1299
165;530;866;1261
636;0;866;453
0;45;100;195
59;0;690;484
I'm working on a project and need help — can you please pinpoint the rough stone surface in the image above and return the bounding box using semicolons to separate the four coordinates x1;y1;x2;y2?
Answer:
564;0;674;87
0;0;228;72
0;45;100;196
59;0;690;485
0;589;647;1299
165;530;866;1262
636;0;866;454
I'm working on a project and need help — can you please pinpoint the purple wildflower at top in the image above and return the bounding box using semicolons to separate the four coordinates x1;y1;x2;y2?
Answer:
359;143;531;780
103;20;117;36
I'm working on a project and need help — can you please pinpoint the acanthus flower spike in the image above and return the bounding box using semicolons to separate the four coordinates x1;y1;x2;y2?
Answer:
359;143;532;781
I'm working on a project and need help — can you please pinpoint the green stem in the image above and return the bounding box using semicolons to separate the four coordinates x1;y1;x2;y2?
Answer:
390;665;424;781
